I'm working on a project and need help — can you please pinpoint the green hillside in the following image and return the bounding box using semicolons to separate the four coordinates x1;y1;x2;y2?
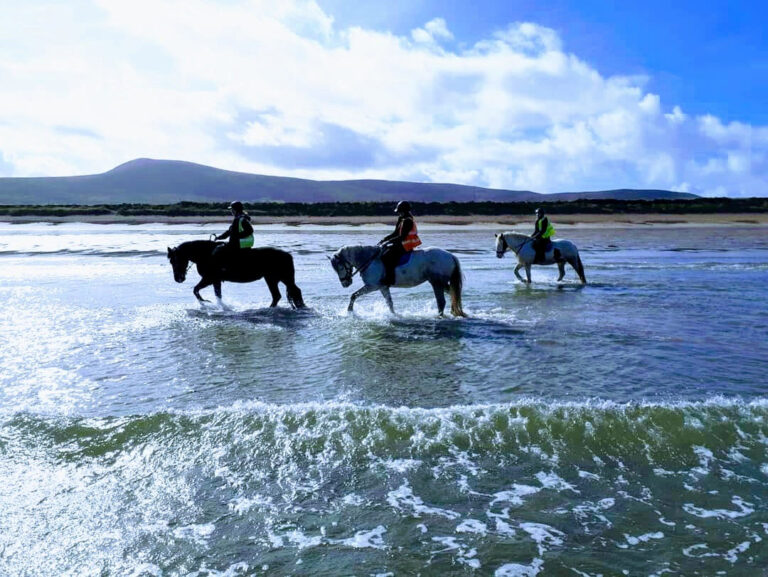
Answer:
0;158;698;205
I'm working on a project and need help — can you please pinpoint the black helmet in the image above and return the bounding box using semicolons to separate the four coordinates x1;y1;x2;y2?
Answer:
535;207;545;216
395;200;412;214
229;201;244;213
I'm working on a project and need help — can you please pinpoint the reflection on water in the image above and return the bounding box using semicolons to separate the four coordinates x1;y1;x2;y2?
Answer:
1;224;767;417
2;224;768;575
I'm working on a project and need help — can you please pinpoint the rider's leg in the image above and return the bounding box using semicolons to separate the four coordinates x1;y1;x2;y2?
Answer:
380;244;404;286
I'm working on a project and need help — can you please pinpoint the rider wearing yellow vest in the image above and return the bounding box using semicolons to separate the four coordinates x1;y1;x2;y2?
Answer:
378;200;421;286
531;207;555;263
216;201;254;249
214;201;254;269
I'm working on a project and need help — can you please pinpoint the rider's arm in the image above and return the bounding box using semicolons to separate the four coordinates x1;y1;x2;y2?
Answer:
396;218;413;242
218;228;232;240
379;222;400;244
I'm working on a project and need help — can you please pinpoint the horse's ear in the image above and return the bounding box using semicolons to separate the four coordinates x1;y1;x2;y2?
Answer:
326;255;332;261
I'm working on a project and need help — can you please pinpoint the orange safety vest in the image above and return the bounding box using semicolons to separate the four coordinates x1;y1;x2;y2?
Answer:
401;219;422;251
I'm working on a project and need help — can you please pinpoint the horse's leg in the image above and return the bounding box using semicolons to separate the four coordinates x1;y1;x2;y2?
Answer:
348;284;377;312
525;264;532;284
265;276;282;307
514;263;525;282
213;280;231;310
379;286;395;314
430;281;446;317
193;278;213;303
557;261;566;282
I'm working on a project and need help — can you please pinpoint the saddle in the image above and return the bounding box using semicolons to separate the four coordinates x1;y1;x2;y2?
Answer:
396;252;413;267
534;244;560;265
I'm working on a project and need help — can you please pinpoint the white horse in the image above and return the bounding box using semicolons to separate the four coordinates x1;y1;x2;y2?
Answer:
330;245;466;317
495;232;587;284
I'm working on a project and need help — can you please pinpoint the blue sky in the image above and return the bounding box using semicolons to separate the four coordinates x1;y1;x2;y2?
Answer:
319;0;768;124
0;0;765;196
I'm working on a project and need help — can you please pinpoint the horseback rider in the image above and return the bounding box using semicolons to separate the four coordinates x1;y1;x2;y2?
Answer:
213;201;254;267
531;207;555;264
378;200;421;285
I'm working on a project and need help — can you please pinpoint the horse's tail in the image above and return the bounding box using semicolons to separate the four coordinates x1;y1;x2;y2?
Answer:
576;251;587;284
283;253;306;309
448;255;467;317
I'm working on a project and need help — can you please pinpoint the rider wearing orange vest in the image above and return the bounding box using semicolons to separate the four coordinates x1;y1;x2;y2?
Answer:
378;200;422;286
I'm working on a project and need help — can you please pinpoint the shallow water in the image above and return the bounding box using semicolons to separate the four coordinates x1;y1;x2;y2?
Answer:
1;222;767;575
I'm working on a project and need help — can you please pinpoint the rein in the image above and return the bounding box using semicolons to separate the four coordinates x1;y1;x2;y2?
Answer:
334;247;381;283
499;234;531;255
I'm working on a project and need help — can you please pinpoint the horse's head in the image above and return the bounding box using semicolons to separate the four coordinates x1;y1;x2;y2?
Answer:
329;250;353;288
167;246;189;283
495;233;508;258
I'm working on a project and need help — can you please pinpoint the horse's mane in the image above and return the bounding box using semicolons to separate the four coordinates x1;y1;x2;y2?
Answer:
502;232;530;241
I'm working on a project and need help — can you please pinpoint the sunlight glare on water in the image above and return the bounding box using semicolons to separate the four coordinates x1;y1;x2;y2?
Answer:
1;222;767;575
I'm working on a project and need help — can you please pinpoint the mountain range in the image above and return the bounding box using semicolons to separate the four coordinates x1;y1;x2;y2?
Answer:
0;158;697;204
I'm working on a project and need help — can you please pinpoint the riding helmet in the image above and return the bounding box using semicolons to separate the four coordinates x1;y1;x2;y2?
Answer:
535;207;545;217
229;201;244;213
395;201;412;214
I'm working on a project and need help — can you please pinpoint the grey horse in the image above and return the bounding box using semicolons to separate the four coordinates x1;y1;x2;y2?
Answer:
330;245;466;317
495;232;587;284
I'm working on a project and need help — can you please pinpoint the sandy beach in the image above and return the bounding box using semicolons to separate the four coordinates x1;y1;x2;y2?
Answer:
1;212;767;226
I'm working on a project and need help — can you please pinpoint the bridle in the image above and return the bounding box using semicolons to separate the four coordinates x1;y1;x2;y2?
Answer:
497;234;530;257
169;248;193;279
330;249;380;284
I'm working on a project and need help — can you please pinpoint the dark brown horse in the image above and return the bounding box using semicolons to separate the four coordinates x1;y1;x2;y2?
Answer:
167;240;305;308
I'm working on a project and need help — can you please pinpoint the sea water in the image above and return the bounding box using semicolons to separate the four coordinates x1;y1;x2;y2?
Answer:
1;222;767;575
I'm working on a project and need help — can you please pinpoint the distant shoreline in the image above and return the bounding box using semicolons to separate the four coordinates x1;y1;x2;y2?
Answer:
2;213;767;226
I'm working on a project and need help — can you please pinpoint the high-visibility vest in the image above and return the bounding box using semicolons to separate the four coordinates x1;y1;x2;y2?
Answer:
536;217;555;239
238;217;254;248
401;220;422;251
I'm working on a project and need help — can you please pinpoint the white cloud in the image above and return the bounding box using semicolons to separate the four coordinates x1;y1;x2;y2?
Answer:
0;0;765;196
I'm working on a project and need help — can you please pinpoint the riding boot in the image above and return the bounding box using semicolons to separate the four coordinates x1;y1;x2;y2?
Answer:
382;264;394;286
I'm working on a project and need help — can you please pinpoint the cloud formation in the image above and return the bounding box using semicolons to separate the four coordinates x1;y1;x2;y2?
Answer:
0;0;765;196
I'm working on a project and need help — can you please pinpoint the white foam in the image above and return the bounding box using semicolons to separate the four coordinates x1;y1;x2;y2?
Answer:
431;536;480;569
456;519;488;535
536;471;579;494
491;484;541;506
285;529;322;549
495;559;544;576
172;523;215;544
341;493;365;506
724;541;751;563
334;525;387;549
383;458;422;473
683;495;754;519
578;470;600;480
387;482;460;519
622;532;665;546
519;522;565;555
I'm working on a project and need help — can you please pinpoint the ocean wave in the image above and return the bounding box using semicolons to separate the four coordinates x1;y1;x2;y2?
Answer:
3;397;767;575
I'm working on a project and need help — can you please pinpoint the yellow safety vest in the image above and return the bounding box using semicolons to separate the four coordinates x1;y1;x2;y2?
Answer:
238;217;254;248
537;217;555;239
